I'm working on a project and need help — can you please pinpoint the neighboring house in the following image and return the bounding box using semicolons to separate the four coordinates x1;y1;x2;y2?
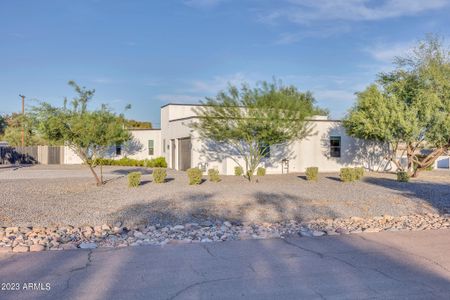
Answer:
63;128;161;164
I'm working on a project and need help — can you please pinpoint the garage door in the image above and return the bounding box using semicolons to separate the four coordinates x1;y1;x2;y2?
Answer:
178;137;192;171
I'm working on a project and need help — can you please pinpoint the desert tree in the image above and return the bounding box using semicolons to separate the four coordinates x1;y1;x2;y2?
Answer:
191;80;327;182
344;34;450;176
1;113;44;146
33;81;131;185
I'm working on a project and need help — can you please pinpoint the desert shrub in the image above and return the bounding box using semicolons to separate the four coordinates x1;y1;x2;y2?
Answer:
187;168;203;185
354;167;365;180
152;168;167;183
208;169;221;182
128;172;141;187
397;171;410;182
94;156;167;168
234;166;243;176
305;167;318;181
340;168;356;182
147;157;168;168
256;167;266;176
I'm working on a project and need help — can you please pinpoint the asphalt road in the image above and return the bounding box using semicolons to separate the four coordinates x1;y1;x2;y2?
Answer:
1;229;449;300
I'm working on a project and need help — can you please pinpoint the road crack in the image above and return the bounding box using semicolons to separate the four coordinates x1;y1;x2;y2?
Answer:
63;250;93;292
167;276;242;300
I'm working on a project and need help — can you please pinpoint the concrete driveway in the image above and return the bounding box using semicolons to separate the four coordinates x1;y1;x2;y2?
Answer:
0;229;449;300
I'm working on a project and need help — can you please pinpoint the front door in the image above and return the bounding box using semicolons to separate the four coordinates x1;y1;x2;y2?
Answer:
178;137;192;171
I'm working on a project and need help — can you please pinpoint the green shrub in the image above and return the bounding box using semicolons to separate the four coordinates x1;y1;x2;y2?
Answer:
128;172;141;187
234;166;243;176
152;168;167;183
94;156;167;168
208;169;221;182
187;168;203;185
147;157;168;168
305;167;318;181
256;167;266;176
340;168;356;182
354;167;365;180
397;171;410;182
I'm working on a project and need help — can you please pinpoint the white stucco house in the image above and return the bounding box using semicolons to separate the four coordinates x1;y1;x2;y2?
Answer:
63;103;450;173
158;104;395;174
63;128;161;165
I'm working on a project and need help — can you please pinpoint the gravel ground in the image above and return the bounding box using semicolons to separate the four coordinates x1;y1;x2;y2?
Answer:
0;165;449;227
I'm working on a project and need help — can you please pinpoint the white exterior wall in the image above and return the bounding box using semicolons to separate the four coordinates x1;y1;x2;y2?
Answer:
63;147;84;164
160;105;197;169
121;129;161;160
161;104;394;174
64;103;396;173
63;129;162;164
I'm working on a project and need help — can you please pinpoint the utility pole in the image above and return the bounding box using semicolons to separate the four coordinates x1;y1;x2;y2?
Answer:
19;94;25;147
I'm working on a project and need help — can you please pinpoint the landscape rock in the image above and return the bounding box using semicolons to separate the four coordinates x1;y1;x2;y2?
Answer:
79;242;98;249
0;213;449;253
30;244;45;252
12;245;29;253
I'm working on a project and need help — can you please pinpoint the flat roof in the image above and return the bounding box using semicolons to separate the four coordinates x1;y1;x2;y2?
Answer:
127;128;161;131
161;103;204;109
168;115;342;123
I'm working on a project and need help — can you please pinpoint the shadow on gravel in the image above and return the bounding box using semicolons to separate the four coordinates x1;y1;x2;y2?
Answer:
363;177;450;214
107;191;343;228
110;168;153;175
325;176;342;182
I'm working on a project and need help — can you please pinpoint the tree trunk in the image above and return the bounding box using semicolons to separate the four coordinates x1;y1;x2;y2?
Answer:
87;163;103;186
412;147;446;177
100;163;103;184
406;143;415;176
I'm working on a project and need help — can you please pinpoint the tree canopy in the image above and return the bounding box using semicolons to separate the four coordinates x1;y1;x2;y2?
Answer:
122;119;152;129
33;81;131;185
344;35;450;176
191;80;327;181
0;113;45;146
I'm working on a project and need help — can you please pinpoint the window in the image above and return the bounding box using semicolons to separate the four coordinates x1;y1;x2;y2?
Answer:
162;139;166;153
259;143;270;158
148;140;154;156
115;145;122;156
330;136;341;158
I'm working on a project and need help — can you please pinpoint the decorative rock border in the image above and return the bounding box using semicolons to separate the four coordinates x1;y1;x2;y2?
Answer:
0;213;449;253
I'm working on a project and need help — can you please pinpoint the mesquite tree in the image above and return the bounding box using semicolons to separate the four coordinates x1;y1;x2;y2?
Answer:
33;81;131;185
191;81;327;182
344;35;450;177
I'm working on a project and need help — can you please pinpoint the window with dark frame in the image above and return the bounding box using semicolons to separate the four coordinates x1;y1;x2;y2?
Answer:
148;140;154;155
330;136;341;158
115;145;122;156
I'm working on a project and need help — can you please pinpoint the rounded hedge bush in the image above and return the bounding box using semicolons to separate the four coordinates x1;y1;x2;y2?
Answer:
340;168;356;182
208;169;221;182
187;168;203;185
354;167;365;180
234;166;243;176
397;171;410;182
128;172;141;187
256;167;266;176
305;167;318;181
152;168;167;183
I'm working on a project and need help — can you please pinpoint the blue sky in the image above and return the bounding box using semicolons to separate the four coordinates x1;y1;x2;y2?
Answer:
1;0;449;127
